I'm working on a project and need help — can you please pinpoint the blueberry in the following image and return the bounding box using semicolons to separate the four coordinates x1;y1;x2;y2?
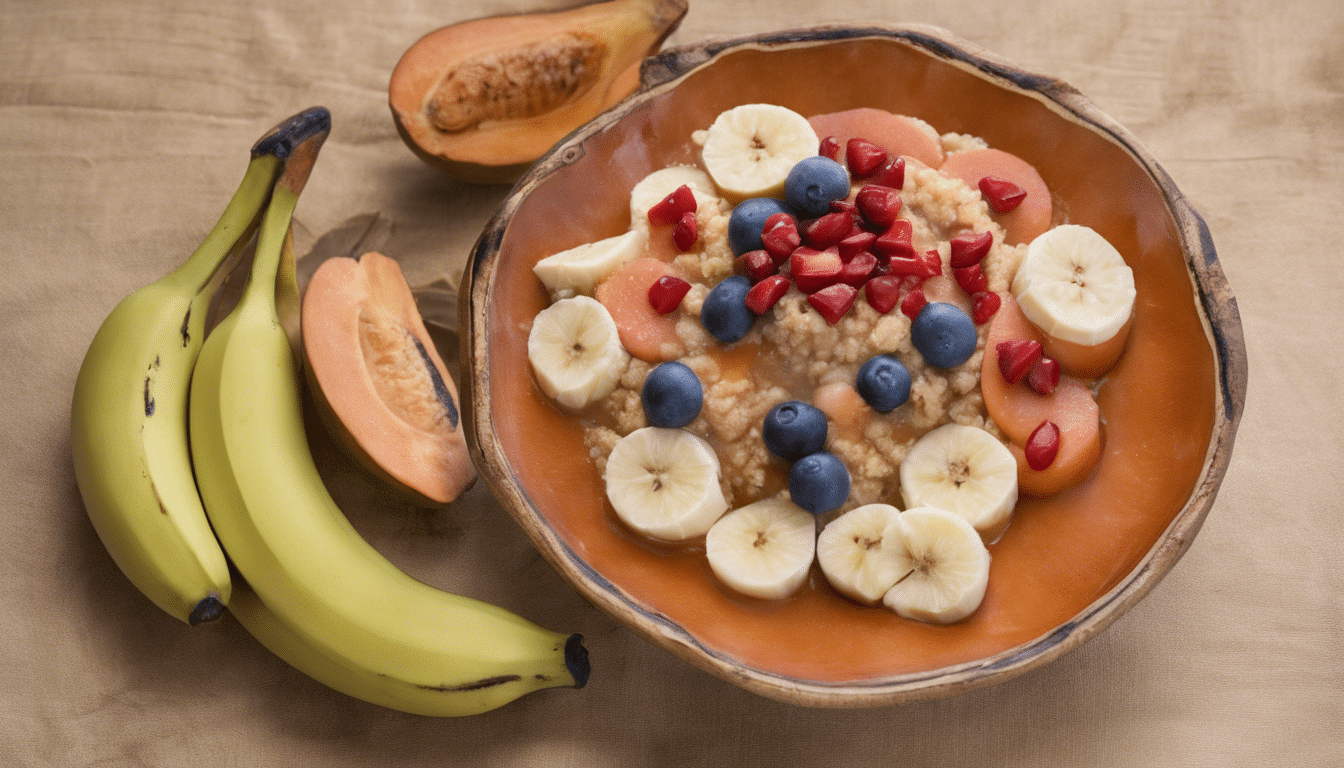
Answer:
762;400;828;461
856;354;912;413
788;452;851;515
700;275;755;343
641;361;703;428
727;198;794;255
785;156;851;219
910;302;978;369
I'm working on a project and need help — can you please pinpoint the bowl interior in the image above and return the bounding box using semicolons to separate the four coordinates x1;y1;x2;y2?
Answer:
465;28;1243;705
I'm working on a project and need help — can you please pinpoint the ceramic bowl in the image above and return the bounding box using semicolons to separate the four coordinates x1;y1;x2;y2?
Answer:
461;25;1246;706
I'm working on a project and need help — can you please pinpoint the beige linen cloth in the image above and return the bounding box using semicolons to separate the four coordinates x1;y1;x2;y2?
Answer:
2;0;1339;765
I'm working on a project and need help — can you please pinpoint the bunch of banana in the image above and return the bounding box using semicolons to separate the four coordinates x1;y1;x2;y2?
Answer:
72;107;589;716
70;109;324;625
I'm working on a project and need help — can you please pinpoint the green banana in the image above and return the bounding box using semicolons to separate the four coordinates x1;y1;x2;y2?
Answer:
69;107;328;625
188;111;589;716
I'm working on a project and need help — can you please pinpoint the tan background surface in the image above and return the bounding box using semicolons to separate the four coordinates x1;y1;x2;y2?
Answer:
2;0;1339;765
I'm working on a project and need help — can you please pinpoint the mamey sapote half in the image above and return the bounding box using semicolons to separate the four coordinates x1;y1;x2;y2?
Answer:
301;252;476;507
389;0;689;184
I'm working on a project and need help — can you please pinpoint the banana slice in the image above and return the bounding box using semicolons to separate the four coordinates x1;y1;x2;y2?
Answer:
604;427;728;541
700;104;819;201
532;228;648;301
527;295;629;411
705;497;816;600
899;423;1018;542
882;506;991;624
1012;224;1136;346
816;503;906;605
629;165;720;227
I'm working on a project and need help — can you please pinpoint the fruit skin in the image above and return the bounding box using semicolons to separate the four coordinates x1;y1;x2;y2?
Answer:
641;361;703;428
191;122;587;716
762;401;828;461
389;0;688;183
855;354;911;413
728;198;794;255
700;275;755;343
302;251;476;508
784;156;850;218
788;452;851;515
910;302;978;369
68;108;327;625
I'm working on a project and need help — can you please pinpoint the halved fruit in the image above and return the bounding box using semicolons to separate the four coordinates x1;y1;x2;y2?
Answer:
980;293;1102;496
389;0;688;183
301;252;476;507
939;148;1053;245
806;108;945;171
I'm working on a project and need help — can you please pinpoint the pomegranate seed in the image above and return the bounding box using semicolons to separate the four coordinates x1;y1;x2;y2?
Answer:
673;211;698;251
864;275;903;314
648;184;697;226
803;211;855;249
761;213;800;263
837;230;877;260
855;184;903;229
872;219;915;259
971;291;1001;324
819;135;841;160
887;255;937;279
949;230;993;268
647;275;691;314
871;156;906;189
1025;420;1060;470
790;246;844;293
900;285;927;319
734;249;777;282
920;249;943;277
996;339;1043;384
808;283;859;324
829;199;857;213
1027;356;1061;395
979;176;1027;213
845;138;888;178
953;263;988;294
839;251;878;287
745;274;791;315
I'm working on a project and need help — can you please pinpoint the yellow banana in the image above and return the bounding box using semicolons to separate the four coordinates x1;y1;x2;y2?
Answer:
189;110;589;715
69;107;328;625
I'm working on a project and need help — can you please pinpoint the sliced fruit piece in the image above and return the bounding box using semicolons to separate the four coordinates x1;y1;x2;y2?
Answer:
806;108;944;170
939;148;1052;245
527;294;630;411
532;227;648;300
302;252;477;507
1012;223;1136;375
817;503;905;605
882;506;991;624
899;423;1018;542
981;294;1103;496
605;427;728;541
389;0;689;183
700;104;819;202
594;256;686;362
705;497;816;600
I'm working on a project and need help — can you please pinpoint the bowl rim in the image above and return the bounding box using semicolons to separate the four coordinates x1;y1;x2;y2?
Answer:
461;23;1248;707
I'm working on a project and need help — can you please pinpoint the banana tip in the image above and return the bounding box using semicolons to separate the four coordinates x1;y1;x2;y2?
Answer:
188;594;226;625
252;107;332;160
565;633;590;688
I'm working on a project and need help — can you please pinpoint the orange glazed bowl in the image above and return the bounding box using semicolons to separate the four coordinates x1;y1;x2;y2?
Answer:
461;25;1247;707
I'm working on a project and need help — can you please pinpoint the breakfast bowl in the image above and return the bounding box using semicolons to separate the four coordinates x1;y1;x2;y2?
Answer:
460;24;1247;706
